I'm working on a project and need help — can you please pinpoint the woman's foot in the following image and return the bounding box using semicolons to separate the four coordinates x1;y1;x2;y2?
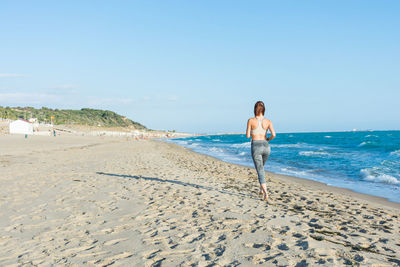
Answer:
263;192;269;202
260;183;269;201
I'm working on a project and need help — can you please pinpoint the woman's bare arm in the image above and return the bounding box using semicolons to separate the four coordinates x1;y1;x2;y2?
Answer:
267;121;276;141
246;119;252;139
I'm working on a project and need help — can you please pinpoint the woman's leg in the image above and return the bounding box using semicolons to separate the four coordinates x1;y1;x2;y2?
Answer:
252;149;266;185
252;142;267;200
251;143;265;184
260;144;271;201
252;154;266;184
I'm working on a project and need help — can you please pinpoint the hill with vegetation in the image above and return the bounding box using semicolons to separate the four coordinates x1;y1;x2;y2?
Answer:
0;106;147;129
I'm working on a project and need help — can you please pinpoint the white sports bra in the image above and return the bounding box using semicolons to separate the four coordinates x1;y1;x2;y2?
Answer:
250;118;267;135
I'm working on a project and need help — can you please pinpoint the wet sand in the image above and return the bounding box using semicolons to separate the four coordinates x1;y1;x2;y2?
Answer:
0;135;399;266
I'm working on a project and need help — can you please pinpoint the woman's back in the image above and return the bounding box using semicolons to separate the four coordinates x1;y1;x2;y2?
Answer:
248;117;271;140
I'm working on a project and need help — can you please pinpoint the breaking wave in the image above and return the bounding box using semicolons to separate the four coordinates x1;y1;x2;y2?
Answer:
360;168;399;185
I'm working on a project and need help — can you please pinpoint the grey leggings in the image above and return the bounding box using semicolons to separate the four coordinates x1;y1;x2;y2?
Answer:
251;140;271;184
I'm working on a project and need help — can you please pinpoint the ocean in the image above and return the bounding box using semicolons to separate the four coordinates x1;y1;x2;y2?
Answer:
166;131;400;203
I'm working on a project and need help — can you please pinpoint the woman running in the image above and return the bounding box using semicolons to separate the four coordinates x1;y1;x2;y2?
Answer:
246;101;276;201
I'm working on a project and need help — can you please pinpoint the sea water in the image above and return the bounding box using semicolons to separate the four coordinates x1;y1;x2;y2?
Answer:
167;131;400;203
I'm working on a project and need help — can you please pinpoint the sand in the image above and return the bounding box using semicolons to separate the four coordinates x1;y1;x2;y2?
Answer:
0;135;399;266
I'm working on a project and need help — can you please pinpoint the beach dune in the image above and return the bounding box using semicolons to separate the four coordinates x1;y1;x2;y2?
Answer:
0;135;399;266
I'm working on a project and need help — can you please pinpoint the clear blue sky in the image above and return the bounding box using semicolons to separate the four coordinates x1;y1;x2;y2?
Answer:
1;1;399;133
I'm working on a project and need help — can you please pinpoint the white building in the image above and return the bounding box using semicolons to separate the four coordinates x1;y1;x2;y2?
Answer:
9;119;34;135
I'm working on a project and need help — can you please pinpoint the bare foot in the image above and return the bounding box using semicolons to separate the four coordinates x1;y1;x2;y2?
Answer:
263;192;269;202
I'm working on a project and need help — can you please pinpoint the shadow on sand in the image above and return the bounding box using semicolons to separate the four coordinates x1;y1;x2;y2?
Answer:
96;172;259;200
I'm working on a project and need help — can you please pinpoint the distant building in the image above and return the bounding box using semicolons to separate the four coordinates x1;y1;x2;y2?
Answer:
9;119;34;135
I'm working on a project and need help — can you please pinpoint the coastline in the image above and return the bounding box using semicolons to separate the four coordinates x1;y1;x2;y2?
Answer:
1;135;399;265
161;139;400;210
166;132;400;206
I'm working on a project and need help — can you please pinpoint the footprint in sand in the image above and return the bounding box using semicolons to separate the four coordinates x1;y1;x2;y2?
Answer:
103;238;128;246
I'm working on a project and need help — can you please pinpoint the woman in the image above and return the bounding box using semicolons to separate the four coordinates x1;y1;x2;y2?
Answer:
246;101;276;201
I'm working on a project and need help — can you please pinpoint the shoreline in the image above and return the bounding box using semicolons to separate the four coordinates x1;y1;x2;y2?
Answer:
160;139;400;209
202;130;400;135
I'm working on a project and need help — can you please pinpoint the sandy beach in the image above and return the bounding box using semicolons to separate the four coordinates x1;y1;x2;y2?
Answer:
0;135;399;266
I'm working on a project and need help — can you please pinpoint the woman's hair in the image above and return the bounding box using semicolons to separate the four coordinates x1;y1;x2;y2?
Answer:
254;101;265;116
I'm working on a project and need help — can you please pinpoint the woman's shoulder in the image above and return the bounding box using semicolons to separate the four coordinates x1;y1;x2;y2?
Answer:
263;118;271;125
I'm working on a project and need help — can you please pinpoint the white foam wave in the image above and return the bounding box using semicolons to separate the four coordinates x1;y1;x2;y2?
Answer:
238;151;246;156
299;151;329;157
273;143;306;148
209;147;224;153
279;167;313;178
212;139;221;142
175;140;188;145
365;134;378;138
232;142;251;148
358;141;375;147
188;143;199;148
390;150;400;156
360;168;399;185
324;136;332;138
